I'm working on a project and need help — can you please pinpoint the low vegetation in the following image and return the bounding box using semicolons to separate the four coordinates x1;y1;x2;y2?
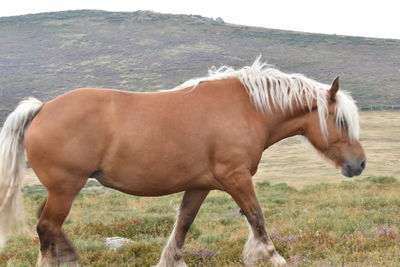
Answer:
1;176;399;266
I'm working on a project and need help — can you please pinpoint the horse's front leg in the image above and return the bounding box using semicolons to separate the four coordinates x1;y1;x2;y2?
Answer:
154;189;209;267
218;170;287;267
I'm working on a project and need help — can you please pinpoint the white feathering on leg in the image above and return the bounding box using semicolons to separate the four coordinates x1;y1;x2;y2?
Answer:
243;223;287;267
153;213;187;267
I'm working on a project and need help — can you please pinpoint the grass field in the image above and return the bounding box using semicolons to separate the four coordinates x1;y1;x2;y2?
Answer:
2;110;399;266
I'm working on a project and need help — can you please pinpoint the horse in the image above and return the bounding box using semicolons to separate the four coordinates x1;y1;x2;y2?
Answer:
0;58;366;266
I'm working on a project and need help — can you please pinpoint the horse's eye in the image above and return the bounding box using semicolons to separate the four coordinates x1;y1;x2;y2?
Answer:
339;118;348;128
335;117;348;129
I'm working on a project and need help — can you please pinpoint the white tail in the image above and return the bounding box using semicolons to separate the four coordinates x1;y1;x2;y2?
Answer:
0;98;42;249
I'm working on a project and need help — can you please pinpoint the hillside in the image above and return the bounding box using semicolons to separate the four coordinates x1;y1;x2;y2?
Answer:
1;10;400;121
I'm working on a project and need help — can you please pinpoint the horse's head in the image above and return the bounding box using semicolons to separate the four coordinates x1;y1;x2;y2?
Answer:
304;78;366;177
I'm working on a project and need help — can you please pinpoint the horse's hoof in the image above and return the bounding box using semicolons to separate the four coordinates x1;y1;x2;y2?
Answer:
36;253;79;267
152;260;188;267
270;252;287;267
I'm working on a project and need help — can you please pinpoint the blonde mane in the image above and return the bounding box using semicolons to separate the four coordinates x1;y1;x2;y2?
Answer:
173;57;360;141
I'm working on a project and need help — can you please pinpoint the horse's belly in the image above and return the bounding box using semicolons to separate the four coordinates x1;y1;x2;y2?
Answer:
91;170;219;196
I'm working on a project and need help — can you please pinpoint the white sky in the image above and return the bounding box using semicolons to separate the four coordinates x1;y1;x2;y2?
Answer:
1;0;400;40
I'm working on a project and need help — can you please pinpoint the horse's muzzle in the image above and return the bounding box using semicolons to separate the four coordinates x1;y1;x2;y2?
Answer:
341;158;366;178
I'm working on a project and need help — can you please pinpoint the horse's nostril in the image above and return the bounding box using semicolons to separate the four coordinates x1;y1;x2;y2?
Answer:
360;160;366;170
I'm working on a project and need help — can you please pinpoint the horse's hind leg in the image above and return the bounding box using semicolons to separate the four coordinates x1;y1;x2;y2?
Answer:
217;170;287;267
154;189;209;267
36;173;87;267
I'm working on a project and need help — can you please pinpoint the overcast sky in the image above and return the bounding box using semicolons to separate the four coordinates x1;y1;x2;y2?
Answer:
1;0;399;40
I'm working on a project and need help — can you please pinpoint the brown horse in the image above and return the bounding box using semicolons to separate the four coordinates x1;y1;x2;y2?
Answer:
0;59;365;266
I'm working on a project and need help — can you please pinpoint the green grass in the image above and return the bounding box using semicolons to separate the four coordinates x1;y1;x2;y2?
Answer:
1;176;399;266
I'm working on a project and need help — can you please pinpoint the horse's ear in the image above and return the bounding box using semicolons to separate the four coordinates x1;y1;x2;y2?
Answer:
329;76;340;101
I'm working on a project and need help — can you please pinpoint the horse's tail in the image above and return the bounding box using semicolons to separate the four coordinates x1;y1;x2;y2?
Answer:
0;97;43;249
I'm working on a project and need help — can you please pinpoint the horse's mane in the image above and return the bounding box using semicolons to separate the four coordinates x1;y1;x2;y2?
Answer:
173;57;360;141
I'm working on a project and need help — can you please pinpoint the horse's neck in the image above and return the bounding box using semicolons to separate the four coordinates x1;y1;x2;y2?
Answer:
264;108;308;148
